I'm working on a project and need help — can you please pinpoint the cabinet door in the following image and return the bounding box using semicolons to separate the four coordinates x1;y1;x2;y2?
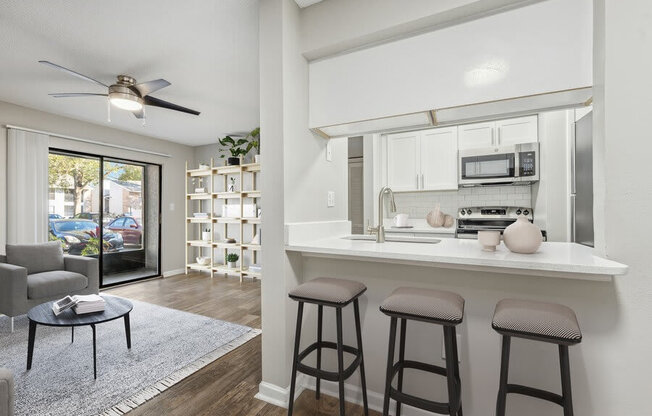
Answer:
458;121;495;150
386;132;419;191
495;115;538;146
420;127;458;190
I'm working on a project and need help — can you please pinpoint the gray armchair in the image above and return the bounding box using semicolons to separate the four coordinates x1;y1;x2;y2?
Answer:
0;368;13;416
0;242;99;332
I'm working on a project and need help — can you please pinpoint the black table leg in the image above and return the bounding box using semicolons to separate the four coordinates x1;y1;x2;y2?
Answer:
26;320;37;370
71;326;74;343
124;313;131;349
91;324;97;379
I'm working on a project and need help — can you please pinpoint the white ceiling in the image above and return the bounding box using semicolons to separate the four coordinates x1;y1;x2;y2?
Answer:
294;0;325;8
0;0;260;146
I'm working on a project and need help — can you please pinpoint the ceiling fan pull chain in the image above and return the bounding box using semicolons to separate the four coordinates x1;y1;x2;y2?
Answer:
107;98;111;123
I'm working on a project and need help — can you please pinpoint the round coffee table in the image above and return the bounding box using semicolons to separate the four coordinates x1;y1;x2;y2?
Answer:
26;295;133;379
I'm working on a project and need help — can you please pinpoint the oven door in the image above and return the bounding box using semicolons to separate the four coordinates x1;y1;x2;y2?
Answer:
459;147;516;185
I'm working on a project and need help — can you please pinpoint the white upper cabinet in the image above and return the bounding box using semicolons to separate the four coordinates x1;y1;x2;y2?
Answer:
387;131;420;191
386;127;458;192
420;127;458;191
458;121;495;150
495;116;538;146
459;115;538;149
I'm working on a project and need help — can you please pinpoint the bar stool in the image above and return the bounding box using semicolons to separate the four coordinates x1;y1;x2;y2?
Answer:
492;299;582;416
380;287;465;416
287;277;369;416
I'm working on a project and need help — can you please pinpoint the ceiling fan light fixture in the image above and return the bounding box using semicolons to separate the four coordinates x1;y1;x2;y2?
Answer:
108;82;143;111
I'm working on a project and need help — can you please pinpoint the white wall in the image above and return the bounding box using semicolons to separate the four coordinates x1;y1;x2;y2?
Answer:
309;0;592;128
257;0;350;398
299;0;543;60
0;100;194;274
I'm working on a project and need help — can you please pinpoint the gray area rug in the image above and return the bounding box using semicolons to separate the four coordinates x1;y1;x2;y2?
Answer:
0;298;261;416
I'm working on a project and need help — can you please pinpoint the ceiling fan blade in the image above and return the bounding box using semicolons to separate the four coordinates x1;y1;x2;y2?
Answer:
144;95;200;116
133;108;145;119
49;93;108;98
39;60;108;88
132;79;170;97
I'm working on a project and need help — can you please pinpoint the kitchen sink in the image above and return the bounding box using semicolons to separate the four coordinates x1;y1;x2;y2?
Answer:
343;235;441;244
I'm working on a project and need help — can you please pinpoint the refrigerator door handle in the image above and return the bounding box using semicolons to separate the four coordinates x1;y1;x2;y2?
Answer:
570;121;577;194
570;194;576;242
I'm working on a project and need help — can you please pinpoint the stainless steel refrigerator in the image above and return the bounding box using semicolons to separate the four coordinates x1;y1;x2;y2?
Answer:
571;111;594;247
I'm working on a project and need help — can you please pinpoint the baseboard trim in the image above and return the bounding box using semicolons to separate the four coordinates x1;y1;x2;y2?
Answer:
162;268;185;277
255;375;308;409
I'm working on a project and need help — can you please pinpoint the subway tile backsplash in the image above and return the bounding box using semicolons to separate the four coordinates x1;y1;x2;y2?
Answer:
389;184;532;219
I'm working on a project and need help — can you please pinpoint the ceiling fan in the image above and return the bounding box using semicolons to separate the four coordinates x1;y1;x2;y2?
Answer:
39;60;200;120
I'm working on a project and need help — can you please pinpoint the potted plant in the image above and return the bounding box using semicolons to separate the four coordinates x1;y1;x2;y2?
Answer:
218;135;249;165
244;127;260;164
226;253;239;269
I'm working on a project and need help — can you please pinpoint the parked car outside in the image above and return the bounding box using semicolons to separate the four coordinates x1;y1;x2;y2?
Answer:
49;219;124;255
48;213;63;220
73;212;101;223
107;216;143;246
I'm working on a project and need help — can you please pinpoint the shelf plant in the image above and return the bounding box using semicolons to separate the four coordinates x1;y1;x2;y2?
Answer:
218;136;249;166
226;253;239;269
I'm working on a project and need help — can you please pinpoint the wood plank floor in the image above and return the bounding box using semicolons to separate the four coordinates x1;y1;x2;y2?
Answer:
105;272;378;416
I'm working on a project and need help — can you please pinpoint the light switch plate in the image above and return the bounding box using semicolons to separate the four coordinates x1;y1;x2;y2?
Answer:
441;334;462;362
326;141;333;161
169;203;175;211
327;191;335;207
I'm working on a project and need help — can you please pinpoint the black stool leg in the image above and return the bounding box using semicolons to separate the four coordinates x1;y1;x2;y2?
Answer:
451;326;463;416
287;302;304;416
316;305;323;400
382;317;398;416
496;335;511;416
396;319;407;416
353;299;369;415
559;345;574;416
336;307;346;416
444;326;460;416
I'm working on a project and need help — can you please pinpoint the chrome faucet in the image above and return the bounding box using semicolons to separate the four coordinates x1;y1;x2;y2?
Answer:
367;186;397;243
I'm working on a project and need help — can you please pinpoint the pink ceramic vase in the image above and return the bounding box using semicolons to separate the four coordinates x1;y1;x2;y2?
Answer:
503;216;542;254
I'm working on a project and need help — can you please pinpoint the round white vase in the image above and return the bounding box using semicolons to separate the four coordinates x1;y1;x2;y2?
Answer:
503;216;543;254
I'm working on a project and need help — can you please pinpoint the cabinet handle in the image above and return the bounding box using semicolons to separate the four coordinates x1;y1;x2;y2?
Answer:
416;174;419;189
491;129;495;146
497;127;501;146
421;174;424;189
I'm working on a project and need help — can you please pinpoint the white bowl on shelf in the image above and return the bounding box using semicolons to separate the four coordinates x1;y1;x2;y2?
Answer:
196;257;211;266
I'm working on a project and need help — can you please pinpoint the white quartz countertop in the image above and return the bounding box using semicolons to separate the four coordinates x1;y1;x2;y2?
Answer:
285;236;628;281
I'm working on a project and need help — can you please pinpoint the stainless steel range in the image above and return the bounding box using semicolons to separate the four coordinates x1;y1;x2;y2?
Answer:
456;206;534;239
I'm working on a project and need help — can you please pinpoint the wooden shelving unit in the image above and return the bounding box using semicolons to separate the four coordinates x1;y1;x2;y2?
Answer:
185;157;261;281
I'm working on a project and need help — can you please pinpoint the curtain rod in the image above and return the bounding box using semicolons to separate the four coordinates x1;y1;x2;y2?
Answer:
5;124;172;158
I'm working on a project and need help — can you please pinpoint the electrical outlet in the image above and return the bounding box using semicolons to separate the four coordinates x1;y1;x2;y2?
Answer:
327;191;335;207
326;141;333;161
169;203;175;211
441;334;462;363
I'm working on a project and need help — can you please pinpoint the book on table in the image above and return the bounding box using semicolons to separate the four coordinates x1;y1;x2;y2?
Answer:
73;294;106;314
52;294;106;315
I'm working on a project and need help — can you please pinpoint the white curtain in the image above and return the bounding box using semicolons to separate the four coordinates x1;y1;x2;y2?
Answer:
7;128;49;244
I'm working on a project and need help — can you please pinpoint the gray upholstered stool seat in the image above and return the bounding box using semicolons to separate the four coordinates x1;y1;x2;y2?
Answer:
289;277;366;305
492;298;582;344
380;287;465;325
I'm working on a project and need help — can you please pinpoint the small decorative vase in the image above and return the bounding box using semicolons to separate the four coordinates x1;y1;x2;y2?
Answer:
254;154;261;164
503;216;542;254
478;230;501;252
202;231;211;242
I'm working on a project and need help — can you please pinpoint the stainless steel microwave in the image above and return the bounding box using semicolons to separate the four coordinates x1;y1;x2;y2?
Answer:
458;143;539;186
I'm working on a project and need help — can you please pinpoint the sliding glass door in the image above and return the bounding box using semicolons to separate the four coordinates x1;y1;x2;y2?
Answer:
48;149;161;287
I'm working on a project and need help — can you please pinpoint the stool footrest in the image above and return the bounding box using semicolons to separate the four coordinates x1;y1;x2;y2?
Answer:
388;360;460;414
296;341;362;382
506;383;564;406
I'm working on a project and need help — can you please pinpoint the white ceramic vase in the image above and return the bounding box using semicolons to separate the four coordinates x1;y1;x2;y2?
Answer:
228;261;237;269
503;216;542;254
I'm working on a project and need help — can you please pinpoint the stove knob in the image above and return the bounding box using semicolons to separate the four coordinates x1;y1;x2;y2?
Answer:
460;209;466;215
467;209;472;215
523;210;529;216
516;209;522;215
